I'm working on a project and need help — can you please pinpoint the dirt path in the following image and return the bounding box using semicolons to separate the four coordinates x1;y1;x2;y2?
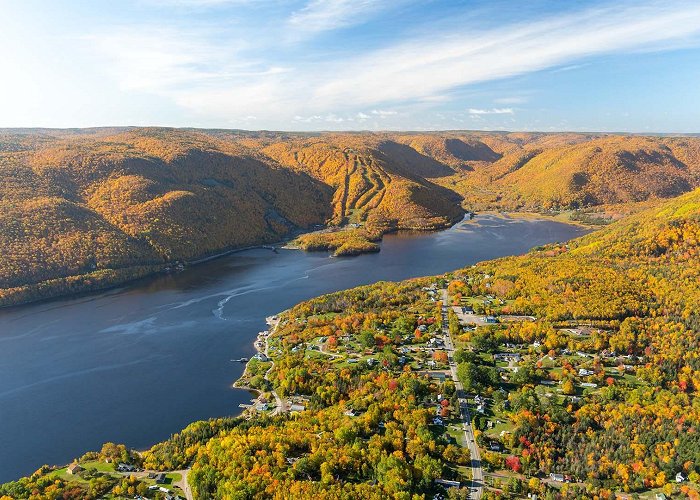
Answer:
173;469;193;500
262;317;287;415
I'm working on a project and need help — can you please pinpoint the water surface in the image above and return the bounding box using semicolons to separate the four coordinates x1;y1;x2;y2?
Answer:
0;215;588;482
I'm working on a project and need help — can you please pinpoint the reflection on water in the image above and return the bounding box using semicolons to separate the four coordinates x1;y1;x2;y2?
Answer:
0;215;588;481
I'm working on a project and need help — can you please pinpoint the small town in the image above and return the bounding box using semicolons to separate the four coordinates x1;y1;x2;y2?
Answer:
229;271;681;500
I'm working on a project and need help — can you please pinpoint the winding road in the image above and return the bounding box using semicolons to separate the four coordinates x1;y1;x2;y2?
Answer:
441;289;484;499
262;318;288;415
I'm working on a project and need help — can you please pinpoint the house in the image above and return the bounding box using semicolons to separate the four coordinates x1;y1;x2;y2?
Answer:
289;404;306;412
549;473;565;482
252;353;269;362
495;353;522;362
578;368;595;377
485;316;498;324
117;463;136;472
345;408;360;417
676;472;687;483
489;442;502;452
435;478;460;488
655;494;668;500
581;382;597;388
66;463;83;475
154;473;167;484
256;403;269;411
433;416;444;426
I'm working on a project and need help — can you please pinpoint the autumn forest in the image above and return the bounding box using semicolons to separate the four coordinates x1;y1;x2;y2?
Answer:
1;128;700;500
2;128;700;306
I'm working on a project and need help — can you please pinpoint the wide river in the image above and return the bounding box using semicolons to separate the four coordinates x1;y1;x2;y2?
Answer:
0;214;588;482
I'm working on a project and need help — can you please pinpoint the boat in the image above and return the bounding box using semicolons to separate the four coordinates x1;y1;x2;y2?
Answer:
231;357;248;363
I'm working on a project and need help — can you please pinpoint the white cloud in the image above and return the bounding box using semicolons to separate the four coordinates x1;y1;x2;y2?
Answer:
311;2;700;109
83;0;700;128
288;0;388;36
468;108;514;115
550;63;589;73
371;109;398;117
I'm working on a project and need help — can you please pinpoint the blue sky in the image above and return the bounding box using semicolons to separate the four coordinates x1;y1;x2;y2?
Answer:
1;0;700;132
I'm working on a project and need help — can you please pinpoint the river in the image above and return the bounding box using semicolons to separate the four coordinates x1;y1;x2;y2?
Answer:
0;214;588;482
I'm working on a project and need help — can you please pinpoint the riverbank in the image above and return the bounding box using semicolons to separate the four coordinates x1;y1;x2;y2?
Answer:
232;315;286;417
2;206;604;309
0;228;309;309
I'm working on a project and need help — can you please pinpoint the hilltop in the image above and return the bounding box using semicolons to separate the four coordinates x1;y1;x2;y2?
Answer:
2;128;700;306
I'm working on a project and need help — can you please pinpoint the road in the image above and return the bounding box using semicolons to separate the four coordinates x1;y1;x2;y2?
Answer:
441;289;484;500
263;318;288;415
118;468;193;500
174;468;194;500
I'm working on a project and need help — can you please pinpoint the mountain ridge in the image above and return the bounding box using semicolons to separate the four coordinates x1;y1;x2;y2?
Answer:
2;128;700;307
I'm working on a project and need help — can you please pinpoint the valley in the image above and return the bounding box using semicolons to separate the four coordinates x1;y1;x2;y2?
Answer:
2;129;700;307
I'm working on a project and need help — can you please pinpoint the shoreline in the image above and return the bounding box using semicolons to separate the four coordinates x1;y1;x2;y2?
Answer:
0;227;315;310
0;215;462;310
231;314;284;417
0;209;596;311
468;210;603;229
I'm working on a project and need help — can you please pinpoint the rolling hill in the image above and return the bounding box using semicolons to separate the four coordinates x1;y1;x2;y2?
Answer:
2;128;700;306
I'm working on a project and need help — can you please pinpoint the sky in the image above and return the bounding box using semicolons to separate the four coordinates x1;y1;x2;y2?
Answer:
1;0;700;132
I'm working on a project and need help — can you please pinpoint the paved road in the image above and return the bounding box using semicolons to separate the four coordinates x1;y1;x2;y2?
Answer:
441;289;484;500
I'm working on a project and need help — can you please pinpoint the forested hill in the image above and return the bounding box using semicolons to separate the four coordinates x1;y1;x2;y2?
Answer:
2;127;700;306
2;183;699;499
136;186;700;499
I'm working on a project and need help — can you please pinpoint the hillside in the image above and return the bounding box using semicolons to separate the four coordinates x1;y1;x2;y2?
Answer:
140;187;700;498
2;128;700;306
6;187;697;498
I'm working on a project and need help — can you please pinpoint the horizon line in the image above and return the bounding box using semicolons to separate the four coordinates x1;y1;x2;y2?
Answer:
1;126;698;137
